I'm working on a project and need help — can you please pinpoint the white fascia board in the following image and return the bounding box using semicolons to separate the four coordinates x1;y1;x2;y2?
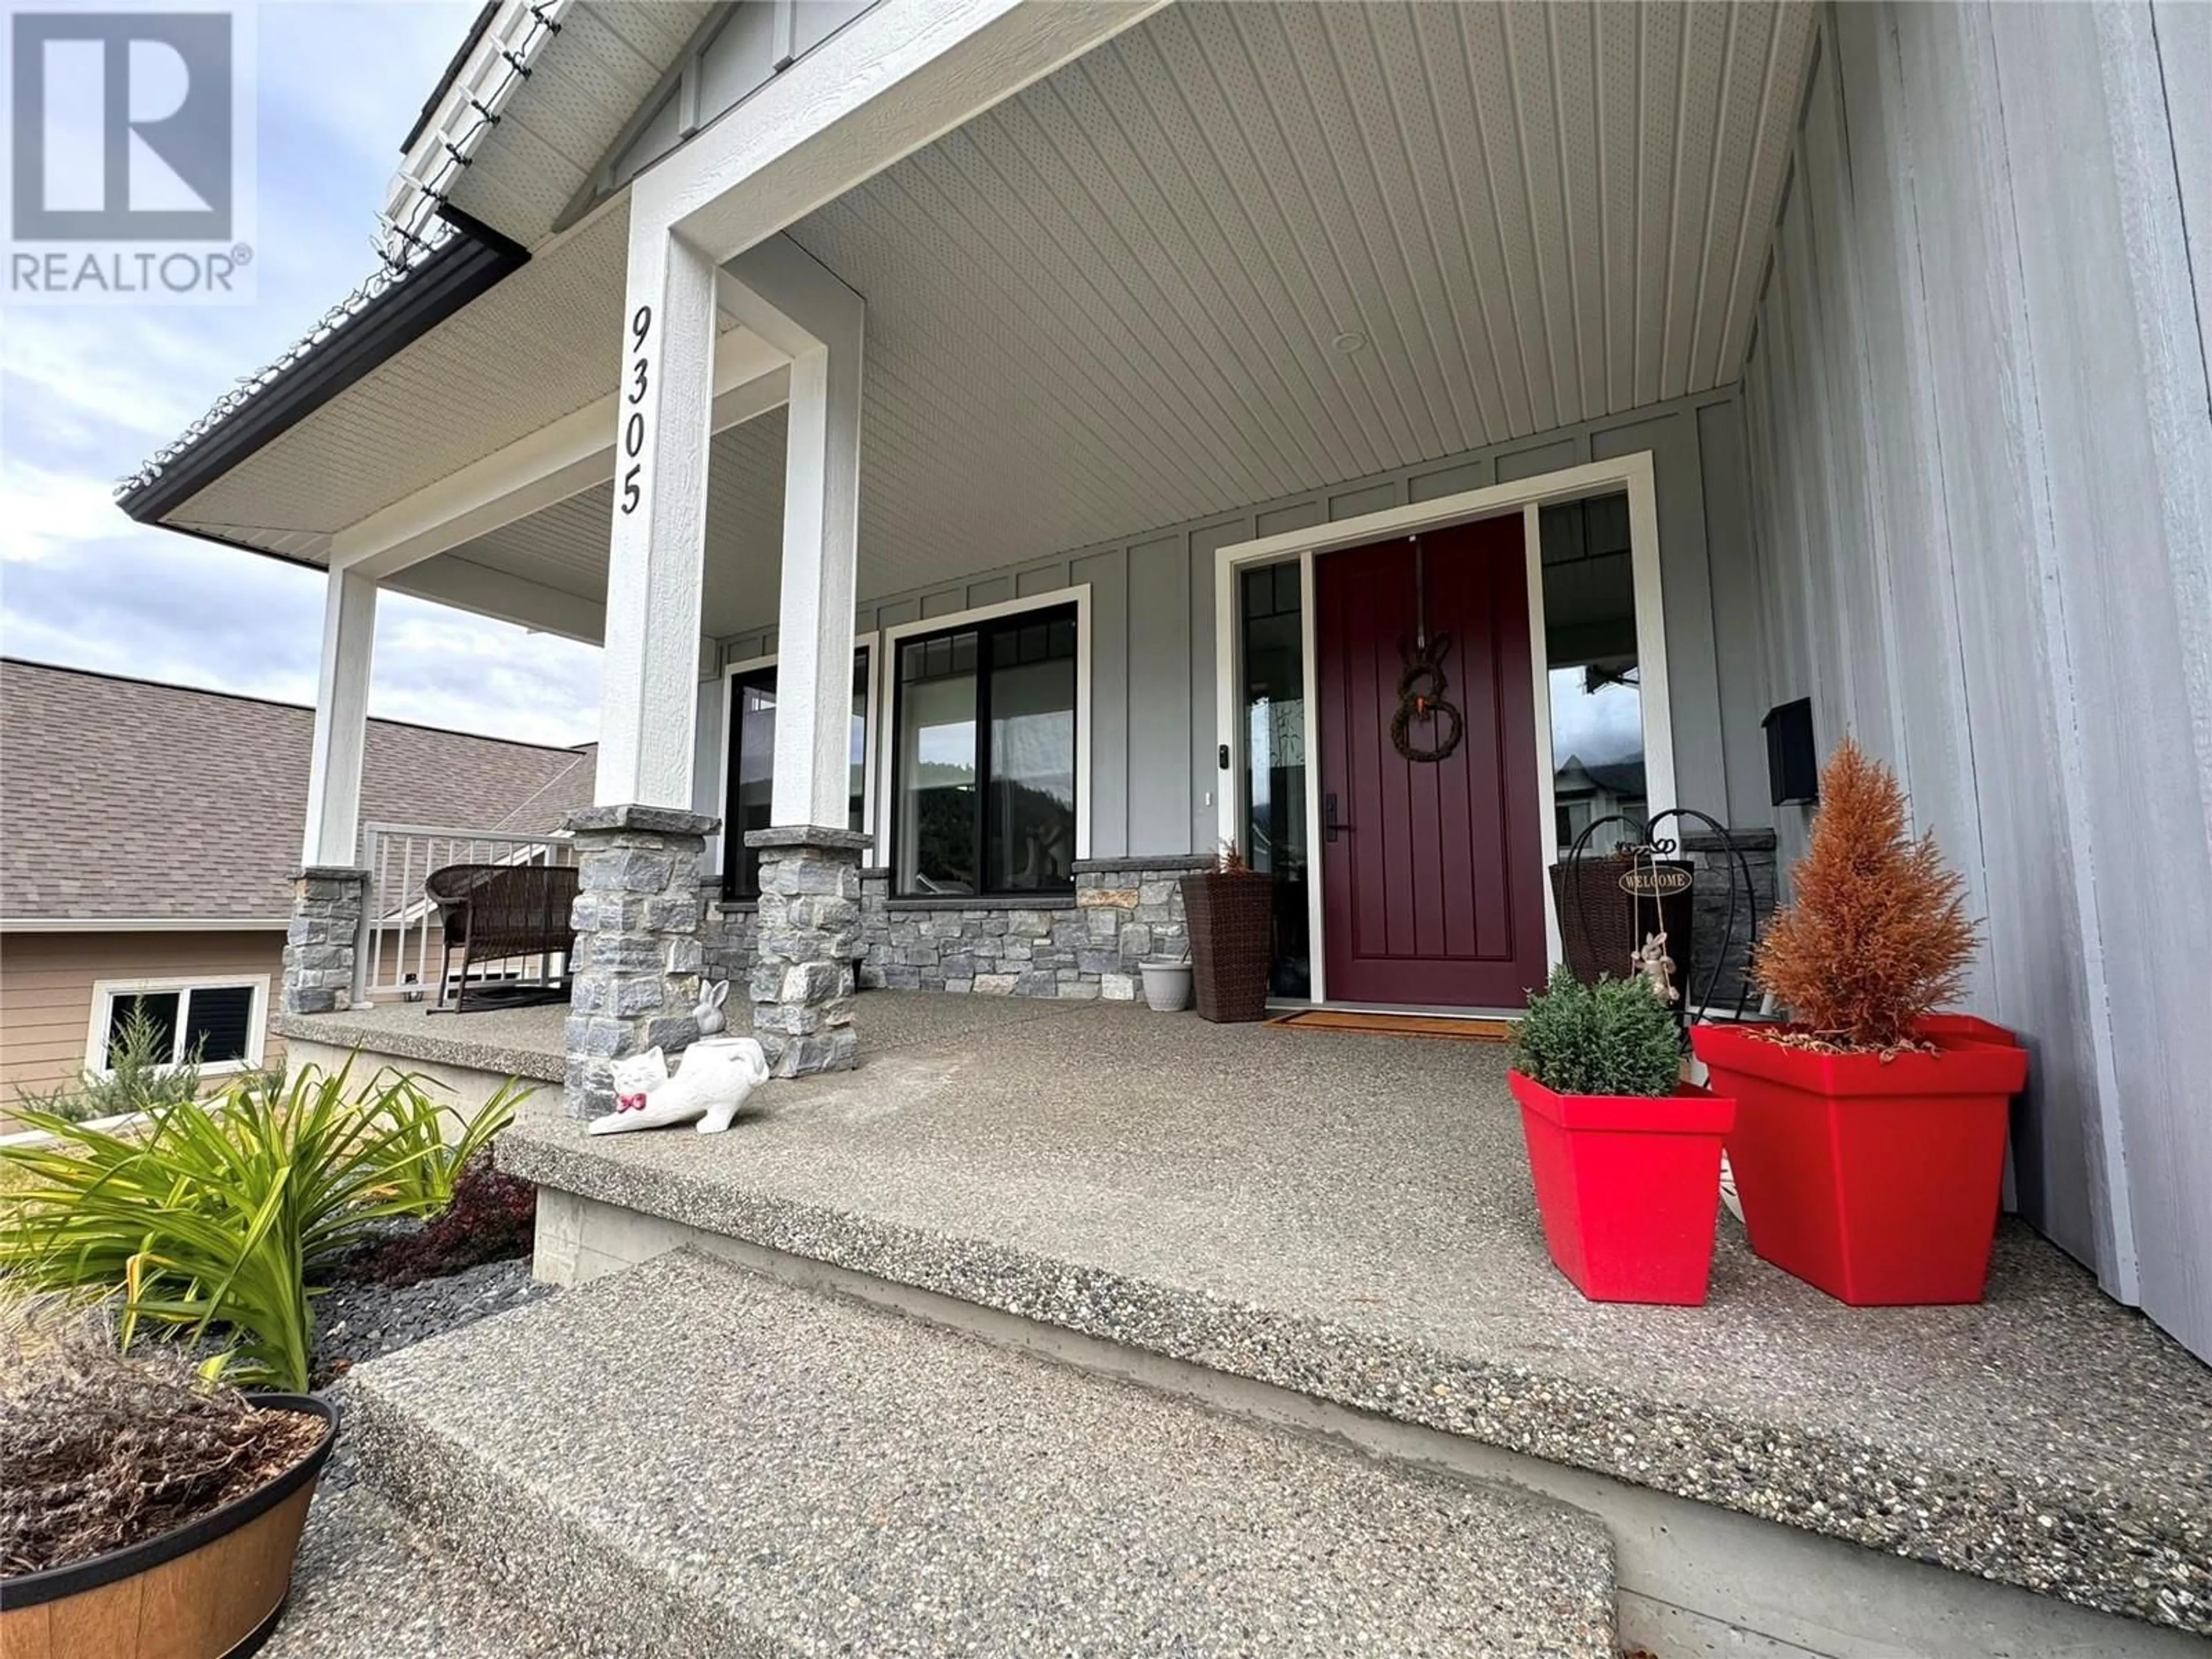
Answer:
383;1;556;248
0;918;290;932
329;329;790;582
634;0;1168;265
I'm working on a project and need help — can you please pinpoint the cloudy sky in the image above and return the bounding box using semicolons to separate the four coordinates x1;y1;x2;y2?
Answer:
1;1;602;748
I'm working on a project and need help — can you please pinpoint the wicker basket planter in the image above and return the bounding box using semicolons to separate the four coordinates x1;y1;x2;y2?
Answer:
1180;869;1273;1022
0;1394;336;1659
1548;854;1694;992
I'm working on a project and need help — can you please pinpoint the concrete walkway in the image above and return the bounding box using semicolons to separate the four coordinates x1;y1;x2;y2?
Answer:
346;1251;1618;1657
486;992;2212;1635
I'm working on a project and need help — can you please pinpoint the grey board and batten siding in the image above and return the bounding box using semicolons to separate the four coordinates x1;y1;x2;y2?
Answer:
582;2;882;228
714;385;1772;863
1739;1;2212;1358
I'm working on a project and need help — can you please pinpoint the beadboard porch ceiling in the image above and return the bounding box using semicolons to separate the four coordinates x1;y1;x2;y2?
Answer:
164;1;1817;639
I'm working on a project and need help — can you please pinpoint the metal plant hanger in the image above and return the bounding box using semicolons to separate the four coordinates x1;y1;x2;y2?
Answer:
1562;806;1764;1025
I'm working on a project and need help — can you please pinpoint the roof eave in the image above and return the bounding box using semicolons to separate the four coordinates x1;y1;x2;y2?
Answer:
119;206;529;532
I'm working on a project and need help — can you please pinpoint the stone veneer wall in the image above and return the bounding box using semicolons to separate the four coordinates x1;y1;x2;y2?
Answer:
562;806;715;1118
1681;828;1778;1016
704;855;1208;1006
282;866;368;1015
704;840;1777;1017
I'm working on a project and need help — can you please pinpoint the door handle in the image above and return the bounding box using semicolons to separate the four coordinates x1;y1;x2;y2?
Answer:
1325;793;1354;842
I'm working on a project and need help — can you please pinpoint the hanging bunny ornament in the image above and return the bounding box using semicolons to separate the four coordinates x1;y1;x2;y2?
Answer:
694;978;730;1037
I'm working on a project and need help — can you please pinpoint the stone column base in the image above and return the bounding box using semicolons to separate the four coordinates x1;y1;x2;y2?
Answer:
748;825;869;1077
283;866;369;1014
563;804;717;1118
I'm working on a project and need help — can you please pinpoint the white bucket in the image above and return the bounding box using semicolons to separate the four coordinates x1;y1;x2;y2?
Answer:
1139;959;1194;1013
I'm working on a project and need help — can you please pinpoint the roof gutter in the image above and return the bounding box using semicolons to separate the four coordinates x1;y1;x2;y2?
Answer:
118;0;563;533
117;205;528;527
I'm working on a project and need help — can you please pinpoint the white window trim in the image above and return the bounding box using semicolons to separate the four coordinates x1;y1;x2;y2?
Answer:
719;634;882;882
1211;452;1674;1002
874;585;1094;889
85;974;272;1078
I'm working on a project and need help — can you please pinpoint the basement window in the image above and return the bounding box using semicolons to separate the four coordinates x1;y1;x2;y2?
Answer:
90;978;266;1075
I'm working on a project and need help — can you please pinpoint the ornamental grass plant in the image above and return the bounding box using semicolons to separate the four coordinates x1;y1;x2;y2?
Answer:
0;1062;527;1392
1753;738;1977;1051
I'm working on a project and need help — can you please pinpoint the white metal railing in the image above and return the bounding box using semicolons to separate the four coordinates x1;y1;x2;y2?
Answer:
351;821;578;1006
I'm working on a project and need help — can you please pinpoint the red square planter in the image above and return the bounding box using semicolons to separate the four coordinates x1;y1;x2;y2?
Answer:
1508;1071;1736;1305
1690;1022;2030;1305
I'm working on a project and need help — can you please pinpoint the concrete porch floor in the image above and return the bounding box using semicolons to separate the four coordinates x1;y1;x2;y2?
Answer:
285;991;2212;1635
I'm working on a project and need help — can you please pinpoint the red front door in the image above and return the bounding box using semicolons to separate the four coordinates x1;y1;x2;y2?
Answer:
1315;515;1548;1008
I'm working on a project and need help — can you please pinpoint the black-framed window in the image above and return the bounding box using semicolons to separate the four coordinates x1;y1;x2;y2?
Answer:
99;983;257;1070
722;650;870;900
893;604;1077;897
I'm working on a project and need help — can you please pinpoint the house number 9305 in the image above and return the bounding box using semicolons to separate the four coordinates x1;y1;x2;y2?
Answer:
619;303;653;516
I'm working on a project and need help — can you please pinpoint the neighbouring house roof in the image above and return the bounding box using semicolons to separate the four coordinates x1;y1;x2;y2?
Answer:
0;659;595;927
1554;755;1648;801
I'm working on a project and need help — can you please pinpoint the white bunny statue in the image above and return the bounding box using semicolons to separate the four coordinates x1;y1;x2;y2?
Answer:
588;1035;770;1137
694;978;730;1037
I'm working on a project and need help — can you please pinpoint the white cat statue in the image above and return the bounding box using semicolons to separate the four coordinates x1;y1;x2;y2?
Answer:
587;1036;771;1137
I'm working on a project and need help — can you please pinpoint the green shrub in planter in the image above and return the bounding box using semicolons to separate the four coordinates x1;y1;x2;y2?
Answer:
1509;965;1683;1098
1507;967;1725;1304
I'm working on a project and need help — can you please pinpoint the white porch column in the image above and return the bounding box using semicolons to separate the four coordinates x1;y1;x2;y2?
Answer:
300;569;376;867
719;238;865;828
595;220;720;809
719;238;868;1075
286;569;376;1014
560;216;727;1115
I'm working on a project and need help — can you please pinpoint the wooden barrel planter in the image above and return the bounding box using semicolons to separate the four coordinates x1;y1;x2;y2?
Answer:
0;1394;337;1659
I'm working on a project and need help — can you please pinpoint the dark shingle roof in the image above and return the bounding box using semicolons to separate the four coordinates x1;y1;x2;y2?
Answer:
0;659;594;924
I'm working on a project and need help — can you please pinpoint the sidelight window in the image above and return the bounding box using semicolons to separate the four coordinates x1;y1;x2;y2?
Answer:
894;605;1077;897
1238;560;1310;997
1538;493;1647;852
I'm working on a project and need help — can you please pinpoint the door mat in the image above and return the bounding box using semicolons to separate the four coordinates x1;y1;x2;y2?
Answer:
1268;1009;1514;1043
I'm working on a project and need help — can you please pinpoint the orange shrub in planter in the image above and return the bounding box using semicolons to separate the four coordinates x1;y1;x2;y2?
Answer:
1691;740;2028;1305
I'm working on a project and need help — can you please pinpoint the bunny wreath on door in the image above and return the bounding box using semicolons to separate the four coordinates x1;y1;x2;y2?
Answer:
1390;533;1464;764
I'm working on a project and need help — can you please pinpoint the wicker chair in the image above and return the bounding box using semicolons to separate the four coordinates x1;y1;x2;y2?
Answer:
423;862;579;1013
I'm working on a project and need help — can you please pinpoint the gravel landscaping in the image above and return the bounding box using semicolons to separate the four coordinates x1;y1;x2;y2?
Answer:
315;1257;551;1382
